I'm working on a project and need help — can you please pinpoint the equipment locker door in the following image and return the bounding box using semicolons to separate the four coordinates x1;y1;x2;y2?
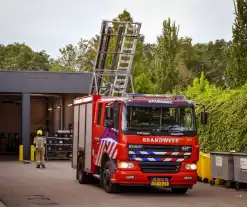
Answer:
84;103;93;172
78;104;86;151
72;105;79;168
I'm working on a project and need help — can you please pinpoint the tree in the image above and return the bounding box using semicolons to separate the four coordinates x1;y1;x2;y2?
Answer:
174;48;192;90
154;18;181;93
225;0;247;88
0;43;51;71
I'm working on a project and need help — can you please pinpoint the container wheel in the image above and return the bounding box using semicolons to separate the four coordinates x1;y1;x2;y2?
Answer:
225;180;232;188
102;160;120;194
77;157;92;184
171;188;188;194
209;179;215;186
235;182;240;191
202;178;209;183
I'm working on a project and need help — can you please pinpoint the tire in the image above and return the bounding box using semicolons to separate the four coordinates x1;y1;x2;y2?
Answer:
77;157;92;184
210;179;215;186
171;188;188;194
225;180;232;188
101;160;119;194
235;182;240;191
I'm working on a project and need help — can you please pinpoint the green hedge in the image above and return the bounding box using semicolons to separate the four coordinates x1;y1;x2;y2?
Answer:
182;81;247;152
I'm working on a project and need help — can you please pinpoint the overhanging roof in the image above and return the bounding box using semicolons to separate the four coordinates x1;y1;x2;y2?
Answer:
0;70;93;94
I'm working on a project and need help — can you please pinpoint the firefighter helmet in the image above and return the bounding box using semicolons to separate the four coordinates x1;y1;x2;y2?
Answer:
37;130;43;135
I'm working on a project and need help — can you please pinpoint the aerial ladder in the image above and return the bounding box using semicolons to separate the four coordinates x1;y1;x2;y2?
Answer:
90;20;142;97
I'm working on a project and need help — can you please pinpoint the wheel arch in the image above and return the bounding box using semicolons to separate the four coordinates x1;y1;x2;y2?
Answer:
101;152;110;168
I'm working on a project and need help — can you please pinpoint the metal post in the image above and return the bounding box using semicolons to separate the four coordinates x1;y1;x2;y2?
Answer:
22;93;30;161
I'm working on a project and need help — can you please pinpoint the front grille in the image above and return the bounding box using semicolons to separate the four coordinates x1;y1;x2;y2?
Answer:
128;144;192;160
139;162;181;173
128;144;192;152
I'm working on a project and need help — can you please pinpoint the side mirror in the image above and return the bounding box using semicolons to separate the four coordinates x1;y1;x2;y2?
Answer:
104;119;114;128
106;106;112;119
200;111;208;125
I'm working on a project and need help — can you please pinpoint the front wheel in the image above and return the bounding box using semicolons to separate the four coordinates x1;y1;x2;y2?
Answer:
101;160;120;194
171;188;188;194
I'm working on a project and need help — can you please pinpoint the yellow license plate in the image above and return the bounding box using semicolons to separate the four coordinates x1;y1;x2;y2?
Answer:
151;181;169;187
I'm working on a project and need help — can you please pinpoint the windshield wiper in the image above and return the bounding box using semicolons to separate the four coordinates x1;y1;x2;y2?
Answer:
158;125;184;132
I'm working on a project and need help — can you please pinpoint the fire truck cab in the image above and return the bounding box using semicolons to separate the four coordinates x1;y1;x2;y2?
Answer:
72;93;208;194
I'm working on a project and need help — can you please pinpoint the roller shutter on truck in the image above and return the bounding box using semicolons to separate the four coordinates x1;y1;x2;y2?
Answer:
72;96;94;172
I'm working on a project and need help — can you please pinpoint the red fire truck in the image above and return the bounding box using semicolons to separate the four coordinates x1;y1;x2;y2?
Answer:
72;93;208;194
71;20;208;194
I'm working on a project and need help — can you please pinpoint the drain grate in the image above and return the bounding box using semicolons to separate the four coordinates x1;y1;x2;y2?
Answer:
25;195;58;206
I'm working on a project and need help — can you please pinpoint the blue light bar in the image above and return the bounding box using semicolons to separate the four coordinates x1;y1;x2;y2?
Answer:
126;93;186;99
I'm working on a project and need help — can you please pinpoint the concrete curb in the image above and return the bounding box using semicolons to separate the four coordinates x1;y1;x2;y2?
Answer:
0;201;7;207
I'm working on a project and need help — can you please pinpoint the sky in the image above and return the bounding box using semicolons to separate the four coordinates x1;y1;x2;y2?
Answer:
0;0;235;58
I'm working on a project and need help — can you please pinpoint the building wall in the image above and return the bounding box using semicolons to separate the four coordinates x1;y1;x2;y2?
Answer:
64;95;74;130
30;100;47;133
52;98;61;132
0;103;21;133
50;94;84;133
0;70;92;94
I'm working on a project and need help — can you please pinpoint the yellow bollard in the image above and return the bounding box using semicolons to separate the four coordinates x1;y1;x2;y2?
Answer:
30;145;35;162
19;145;23;162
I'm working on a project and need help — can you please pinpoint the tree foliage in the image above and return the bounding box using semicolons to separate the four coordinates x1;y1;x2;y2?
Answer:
183;75;247;152
0;43;51;71
225;0;247;87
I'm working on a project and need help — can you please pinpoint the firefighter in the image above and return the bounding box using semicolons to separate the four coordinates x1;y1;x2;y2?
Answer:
33;130;46;168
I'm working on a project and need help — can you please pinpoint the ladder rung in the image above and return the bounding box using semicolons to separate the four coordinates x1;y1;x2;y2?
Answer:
114;85;125;89
104;34;139;38
98;51;134;55
123;47;133;51
118;67;129;70
118;66;129;71
120;54;132;58
124;40;134;44
119;60;130;64
112;89;124;93
127;26;137;31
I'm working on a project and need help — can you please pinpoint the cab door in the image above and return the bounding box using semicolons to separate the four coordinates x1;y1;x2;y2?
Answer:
93;102;104;166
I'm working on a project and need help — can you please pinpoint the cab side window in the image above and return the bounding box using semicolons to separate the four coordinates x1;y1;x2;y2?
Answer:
97;103;103;126
104;102;120;129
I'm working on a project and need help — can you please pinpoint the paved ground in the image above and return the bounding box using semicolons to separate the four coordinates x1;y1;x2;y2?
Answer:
0;160;247;207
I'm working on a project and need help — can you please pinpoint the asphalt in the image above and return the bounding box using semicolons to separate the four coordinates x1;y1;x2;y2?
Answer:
0;159;247;207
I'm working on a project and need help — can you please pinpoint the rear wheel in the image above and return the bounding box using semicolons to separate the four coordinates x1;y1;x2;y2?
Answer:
171;188;188;194
101;160;119;194
225;180;232;188
77;156;92;184
235;182;240;191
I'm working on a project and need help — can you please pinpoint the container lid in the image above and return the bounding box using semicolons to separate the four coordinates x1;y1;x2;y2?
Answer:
210;152;232;155
231;152;247;156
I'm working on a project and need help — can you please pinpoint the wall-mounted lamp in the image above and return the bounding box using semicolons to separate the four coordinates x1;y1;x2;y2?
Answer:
48;108;52;111
68;104;72;107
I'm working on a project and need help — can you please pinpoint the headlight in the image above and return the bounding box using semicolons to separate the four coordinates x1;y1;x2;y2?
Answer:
185;164;197;170
118;162;134;169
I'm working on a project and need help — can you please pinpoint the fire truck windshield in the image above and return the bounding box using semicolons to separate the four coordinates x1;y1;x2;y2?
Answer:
122;105;196;132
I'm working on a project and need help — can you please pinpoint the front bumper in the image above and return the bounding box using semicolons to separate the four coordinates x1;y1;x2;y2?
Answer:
111;170;197;188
